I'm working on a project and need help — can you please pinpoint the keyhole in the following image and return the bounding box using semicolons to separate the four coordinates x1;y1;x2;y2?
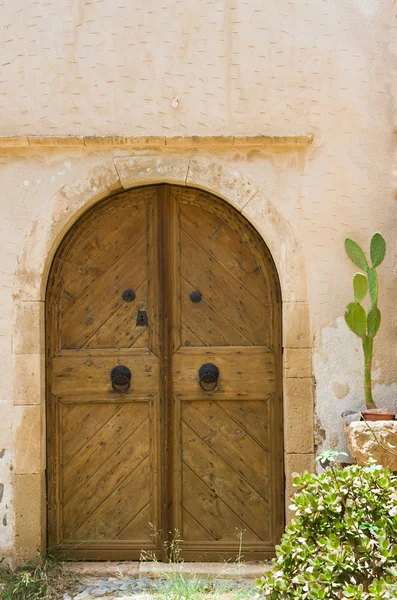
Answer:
136;310;148;327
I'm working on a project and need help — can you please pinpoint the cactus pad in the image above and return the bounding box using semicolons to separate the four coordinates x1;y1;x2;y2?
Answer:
353;273;368;302
345;238;369;272
345;302;367;339
370;232;386;268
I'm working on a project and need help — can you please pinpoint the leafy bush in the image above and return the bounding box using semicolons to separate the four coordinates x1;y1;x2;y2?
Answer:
258;458;397;599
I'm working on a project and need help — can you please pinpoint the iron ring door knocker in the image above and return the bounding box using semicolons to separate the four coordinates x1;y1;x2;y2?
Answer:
198;363;219;392
110;365;132;393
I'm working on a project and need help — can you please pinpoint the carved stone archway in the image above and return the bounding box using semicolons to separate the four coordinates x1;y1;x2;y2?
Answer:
12;154;314;560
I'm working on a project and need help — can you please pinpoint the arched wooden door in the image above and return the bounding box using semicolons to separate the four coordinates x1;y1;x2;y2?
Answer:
46;184;283;561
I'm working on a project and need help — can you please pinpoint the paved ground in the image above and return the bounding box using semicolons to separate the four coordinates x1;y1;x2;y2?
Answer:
63;562;268;600
64;576;159;599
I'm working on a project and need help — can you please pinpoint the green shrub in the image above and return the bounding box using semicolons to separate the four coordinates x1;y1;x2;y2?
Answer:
258;458;397;599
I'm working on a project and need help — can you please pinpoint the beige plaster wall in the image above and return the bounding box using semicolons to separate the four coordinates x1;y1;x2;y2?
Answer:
0;0;396;561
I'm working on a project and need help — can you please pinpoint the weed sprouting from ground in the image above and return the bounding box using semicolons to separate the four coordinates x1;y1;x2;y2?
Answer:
0;554;79;600
140;525;183;564
164;528;183;564
149;577;258;600
234;528;246;566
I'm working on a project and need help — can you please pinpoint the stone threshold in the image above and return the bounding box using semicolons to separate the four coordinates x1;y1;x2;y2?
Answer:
64;561;269;579
0;134;313;149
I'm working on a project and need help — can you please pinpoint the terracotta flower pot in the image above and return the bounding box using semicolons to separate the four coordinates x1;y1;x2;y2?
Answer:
362;410;396;422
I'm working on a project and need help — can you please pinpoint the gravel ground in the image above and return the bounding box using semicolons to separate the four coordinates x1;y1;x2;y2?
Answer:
63;576;258;600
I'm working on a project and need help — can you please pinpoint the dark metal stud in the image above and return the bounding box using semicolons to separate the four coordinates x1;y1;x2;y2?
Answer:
110;365;132;393
190;290;202;303
198;363;219;392
136;310;148;327
122;289;136;303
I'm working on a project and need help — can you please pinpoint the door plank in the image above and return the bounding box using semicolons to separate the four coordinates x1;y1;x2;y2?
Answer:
117;503;152;541
62;402;121;465
182;422;270;541
52;350;159;398
73;457;151;541
62;234;148;348
182;401;269;500
59;199;149;313
181;230;266;345
172;186;280;305
180;203;266;303
63;417;150;536
181;279;251;347
85;282;148;349
219;400;269;449
182;508;214;542
131;329;149;348
181;322;205;348
173;347;276;400
182;465;261;542
63;403;149;505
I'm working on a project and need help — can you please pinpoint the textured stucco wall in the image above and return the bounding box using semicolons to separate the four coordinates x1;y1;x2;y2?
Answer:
0;0;396;560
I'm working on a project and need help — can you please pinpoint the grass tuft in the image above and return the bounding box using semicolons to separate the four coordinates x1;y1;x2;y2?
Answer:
0;554;79;600
148;575;259;600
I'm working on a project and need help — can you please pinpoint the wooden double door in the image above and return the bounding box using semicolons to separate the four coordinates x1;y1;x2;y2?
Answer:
46;184;283;561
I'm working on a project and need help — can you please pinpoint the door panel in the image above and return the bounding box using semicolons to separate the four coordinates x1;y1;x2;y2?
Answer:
169;186;283;561
47;188;162;560
46;184;283;561
173;347;276;400
52;349;159;397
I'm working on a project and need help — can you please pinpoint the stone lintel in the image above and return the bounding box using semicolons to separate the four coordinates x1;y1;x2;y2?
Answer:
0;134;313;150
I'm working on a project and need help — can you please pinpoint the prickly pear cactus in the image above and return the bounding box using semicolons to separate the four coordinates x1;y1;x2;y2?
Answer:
344;232;386;409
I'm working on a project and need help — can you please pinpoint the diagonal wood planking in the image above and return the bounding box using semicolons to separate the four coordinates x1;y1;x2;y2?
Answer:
73;457;151;541
181;278;251;346
180;230;266;346
182;465;261;542
181;421;270;541
62;403;149;506
182;401;269;500
180;202;266;303
219;399;269;450
61;402;121;466
62;234;148;348
58;192;153;314
85;281;148;348
63;415;150;537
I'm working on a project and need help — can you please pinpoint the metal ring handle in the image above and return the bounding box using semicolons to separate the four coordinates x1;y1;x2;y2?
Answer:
198;363;219;392
110;365;131;393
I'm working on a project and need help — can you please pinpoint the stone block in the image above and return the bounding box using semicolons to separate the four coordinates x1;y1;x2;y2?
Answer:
14;473;46;560
13;405;45;474
283;302;311;348
12;302;44;354
62;159;121;209
242;192;307;303
115;155;190;188
285;453;315;522
284;348;312;378
284;377;314;453
0;402;12;449
13;354;44;405
187;156;259;210
346;421;397;470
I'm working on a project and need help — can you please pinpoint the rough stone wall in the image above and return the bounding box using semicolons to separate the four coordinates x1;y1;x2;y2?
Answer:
0;0;396;560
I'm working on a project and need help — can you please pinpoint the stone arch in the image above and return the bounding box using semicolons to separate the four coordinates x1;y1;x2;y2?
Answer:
12;153;314;560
